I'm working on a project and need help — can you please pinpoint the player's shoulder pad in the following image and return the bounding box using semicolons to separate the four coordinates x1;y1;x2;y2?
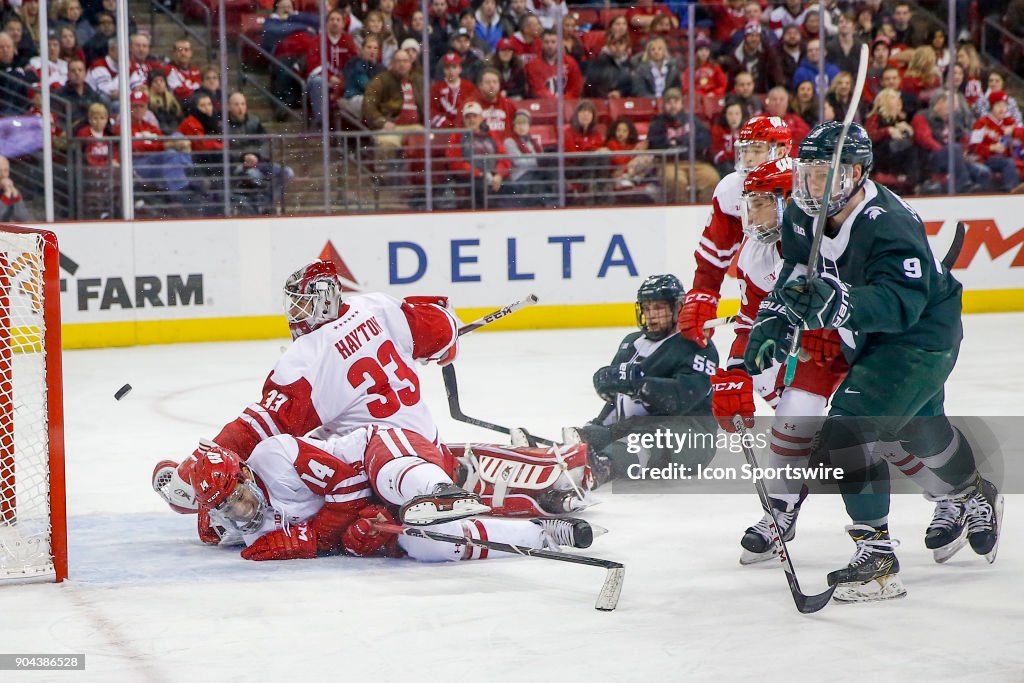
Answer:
712;171;745;218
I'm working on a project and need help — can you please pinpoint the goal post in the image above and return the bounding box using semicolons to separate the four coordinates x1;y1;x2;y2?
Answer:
0;224;66;583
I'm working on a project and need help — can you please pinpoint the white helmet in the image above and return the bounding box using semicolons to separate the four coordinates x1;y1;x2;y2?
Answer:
283;260;343;339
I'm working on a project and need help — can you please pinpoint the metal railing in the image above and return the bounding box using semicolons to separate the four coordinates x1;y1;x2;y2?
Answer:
981;17;1024;85
150;0;214;63
236;33;308;124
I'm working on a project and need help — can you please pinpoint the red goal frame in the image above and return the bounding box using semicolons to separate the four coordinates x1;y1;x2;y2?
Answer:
0;225;67;582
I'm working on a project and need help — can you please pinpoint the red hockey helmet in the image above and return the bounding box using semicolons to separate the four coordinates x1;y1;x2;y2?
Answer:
283;260;344;340
734;115;792;175
191;447;268;532
741;157;793;244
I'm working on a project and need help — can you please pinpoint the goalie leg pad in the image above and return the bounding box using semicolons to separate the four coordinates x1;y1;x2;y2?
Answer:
452;443;595;517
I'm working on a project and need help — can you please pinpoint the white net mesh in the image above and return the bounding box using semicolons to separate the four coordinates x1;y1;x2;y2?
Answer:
0;230;55;581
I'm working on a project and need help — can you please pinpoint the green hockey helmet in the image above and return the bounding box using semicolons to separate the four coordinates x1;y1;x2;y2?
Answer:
793;121;874;217
635;274;685;340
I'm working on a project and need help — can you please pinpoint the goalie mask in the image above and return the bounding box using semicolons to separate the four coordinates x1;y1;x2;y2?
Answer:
793;121;873;217
741;157;793;244
284;260;344;340
734;115;792;175
191;447;267;534
635;274;685;341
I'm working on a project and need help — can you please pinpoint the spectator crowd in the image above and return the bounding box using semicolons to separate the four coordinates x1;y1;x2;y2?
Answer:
1;0;1023;218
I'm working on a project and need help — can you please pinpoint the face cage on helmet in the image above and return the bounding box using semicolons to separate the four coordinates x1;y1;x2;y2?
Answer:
734;140;783;175
210;476;267;535
792;159;857;217
635;299;679;340
283;278;340;338
741;192;786;244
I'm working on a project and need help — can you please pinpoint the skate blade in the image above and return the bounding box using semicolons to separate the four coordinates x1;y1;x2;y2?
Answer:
400;499;491;526
832;574;907;603
932;526;969;564
739;547;778;565
984;494;1005;564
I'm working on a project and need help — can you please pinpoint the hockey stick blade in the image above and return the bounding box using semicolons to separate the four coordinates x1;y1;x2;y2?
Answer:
442;364;555;446
458;294;539;336
942;221;966;270
375;521;625;611
732;416;835;613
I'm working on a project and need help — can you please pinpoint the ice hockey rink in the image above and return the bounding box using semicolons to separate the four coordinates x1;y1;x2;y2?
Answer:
3;313;1022;682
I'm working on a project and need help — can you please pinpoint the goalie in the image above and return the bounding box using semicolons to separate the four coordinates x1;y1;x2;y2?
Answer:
153;260;594;537
569;274;719;487
190;428;600;562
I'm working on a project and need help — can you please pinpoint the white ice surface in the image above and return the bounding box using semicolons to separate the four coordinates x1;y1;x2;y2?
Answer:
2;314;1023;682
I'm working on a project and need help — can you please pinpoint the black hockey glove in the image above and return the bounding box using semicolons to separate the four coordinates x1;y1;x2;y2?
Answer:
593;362;645;399
779;273;852;330
744;293;794;374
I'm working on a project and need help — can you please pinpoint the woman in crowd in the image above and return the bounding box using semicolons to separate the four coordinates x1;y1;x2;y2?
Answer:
901;46;942;105
148;70;185;135
791;79;818;127
710;100;746;178
956;43;986;108
359;11;398;66
56;0;94;48
484;37;527;99
631;36;680;98
826;70;853;122
57;25;84;63
865;87;919;186
975;71;1022;124
502;109;553;207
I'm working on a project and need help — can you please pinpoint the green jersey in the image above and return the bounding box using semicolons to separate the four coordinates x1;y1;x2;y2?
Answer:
601;330;718;418
778;181;963;356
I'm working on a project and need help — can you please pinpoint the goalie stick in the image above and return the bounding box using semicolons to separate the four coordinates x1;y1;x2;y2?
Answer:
784;42;870;386
373;521;625;611
442;364;555;446
733;415;836;613
458;294;539;336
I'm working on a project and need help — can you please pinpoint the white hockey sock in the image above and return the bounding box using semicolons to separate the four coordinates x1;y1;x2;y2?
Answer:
398;518;545;562
374;456;452;506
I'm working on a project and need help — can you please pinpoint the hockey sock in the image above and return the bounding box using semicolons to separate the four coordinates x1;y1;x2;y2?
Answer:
894;422;978;495
374;456;453;507
766;414;822;504
397;518;545;562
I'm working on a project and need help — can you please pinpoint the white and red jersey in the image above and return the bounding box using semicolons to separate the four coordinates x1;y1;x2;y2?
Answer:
476;94;518;134
731;236;847;404
969;113;1024;161
166;62;202;101
306;32;358;79
211;293;459;461
86;56;119;98
240;431;374;545
692;170;744;293
430;78;478;129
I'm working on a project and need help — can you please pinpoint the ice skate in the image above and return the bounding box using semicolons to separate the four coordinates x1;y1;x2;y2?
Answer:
538;488;595;515
535;517;606;549
829;525;907;603
923;491;968;563
739;492;804;565
399;483;490;526
964;476;1004;563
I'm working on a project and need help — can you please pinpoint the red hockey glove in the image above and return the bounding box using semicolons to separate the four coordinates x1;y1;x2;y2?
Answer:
341;505;399;557
801;330;842;366
678;288;720;348
197;508;224;545
711;368;755;433
241;523;317;561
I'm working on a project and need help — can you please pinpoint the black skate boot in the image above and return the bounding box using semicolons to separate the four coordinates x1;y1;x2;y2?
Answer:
828;524;907;603
923;491;968;563
535;517;606;549
399;483;491;526
739;491;805;565
963;476;1004;563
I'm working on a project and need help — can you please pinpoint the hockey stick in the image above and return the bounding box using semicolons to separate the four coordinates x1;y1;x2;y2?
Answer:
783;43;870;386
942;221;966;270
703;315;736;331
732;416;836;613
458;294;539;336
374;521;625;611
442;364;555;446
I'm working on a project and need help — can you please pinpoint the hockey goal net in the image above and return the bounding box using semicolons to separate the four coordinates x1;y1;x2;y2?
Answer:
0;224;66;583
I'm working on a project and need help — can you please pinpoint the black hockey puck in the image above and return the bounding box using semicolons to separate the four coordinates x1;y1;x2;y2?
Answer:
114;384;132;401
